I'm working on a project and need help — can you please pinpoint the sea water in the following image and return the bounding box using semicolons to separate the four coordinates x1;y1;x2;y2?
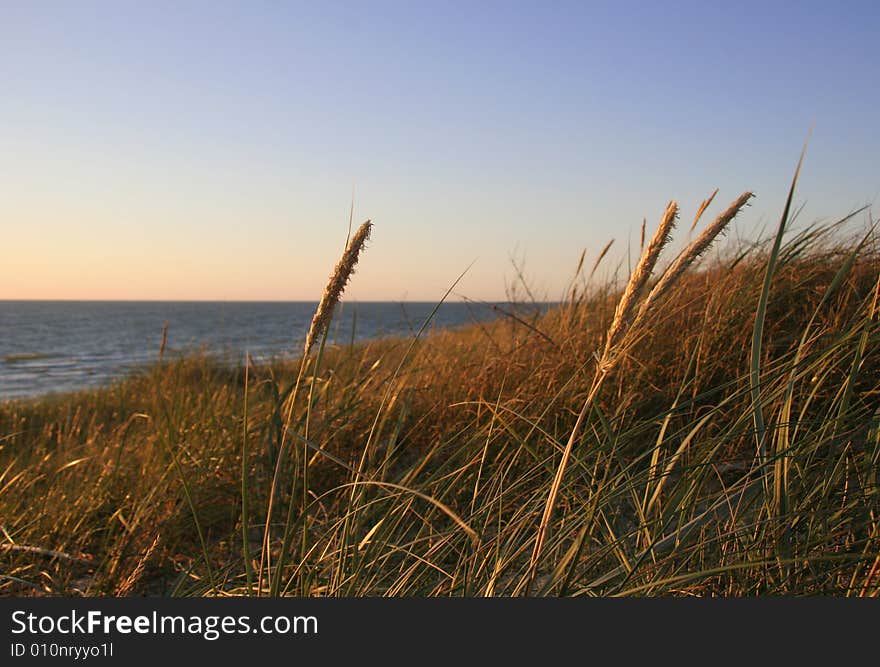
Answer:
0;300;541;400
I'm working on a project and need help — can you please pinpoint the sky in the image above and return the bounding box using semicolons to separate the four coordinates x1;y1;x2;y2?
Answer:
2;1;878;301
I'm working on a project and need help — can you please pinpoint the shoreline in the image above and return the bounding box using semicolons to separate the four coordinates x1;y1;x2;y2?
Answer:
0;301;554;403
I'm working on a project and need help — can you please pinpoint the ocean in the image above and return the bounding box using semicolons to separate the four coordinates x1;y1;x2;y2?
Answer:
0;300;535;401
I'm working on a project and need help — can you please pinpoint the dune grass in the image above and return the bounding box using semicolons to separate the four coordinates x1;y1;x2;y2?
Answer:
1;198;878;597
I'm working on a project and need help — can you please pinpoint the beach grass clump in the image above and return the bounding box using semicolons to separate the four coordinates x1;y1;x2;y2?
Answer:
0;188;878;598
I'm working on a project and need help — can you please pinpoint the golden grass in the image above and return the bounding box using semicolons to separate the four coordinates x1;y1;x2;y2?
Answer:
0;202;878;597
304;220;373;357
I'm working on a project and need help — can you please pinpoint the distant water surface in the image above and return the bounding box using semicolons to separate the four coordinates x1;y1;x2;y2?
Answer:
0;300;543;401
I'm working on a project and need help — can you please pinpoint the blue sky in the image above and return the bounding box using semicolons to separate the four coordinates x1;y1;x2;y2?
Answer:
2;1;878;300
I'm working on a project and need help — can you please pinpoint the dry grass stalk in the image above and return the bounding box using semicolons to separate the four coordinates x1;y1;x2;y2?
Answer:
304;220;372;356
526;201;677;592
568;248;587;305
589;239;615;281
260;219;373;594
574;247;587;277
526;192;755;593
691;188;719;232
159;321;168;360
604;201;678;353
115;532;161;596
635;191;753;325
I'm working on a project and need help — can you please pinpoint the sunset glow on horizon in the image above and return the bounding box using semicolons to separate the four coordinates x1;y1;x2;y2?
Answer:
3;1;878;302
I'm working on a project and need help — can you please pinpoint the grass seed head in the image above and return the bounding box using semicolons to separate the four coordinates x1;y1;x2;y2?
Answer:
304;220;373;356
605;201;678;353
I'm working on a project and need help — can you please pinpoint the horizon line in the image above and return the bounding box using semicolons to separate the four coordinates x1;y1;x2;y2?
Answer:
0;297;560;304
